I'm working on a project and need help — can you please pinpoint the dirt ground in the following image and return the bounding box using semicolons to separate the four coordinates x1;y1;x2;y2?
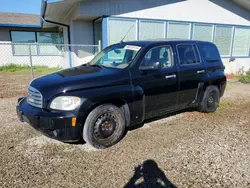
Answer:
0;81;250;188
0;72;31;98
0;72;48;98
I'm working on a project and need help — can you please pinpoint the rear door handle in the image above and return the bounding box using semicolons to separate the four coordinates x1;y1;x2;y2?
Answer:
197;70;205;74
165;74;176;79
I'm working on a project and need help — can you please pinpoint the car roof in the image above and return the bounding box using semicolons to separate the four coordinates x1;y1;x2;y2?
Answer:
119;39;214;47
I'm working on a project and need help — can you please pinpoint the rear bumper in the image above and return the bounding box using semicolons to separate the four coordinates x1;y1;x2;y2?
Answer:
16;97;81;142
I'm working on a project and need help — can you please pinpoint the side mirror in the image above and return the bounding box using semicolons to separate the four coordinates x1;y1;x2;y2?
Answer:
139;62;161;71
114;49;121;54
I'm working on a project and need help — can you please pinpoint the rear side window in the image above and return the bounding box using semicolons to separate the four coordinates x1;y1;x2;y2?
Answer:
177;44;200;65
199;43;221;62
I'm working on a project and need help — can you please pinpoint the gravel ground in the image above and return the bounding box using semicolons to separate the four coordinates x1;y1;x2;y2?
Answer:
1;81;250;188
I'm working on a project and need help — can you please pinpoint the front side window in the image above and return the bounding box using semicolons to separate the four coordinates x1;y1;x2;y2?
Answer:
89;44;141;69
141;46;173;68
177;44;200;65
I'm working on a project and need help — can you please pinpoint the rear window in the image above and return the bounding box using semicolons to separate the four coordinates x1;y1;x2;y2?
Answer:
199;43;221;62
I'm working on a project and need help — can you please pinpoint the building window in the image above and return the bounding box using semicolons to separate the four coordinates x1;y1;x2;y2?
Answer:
11;31;37;55
139;20;165;40
37;32;63;55
11;31;63;56
167;22;190;39
108;18;136;45
232;27;250;56
214;25;233;56
193;24;213;42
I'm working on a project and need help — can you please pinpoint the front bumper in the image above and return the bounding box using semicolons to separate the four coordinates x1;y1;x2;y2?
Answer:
16;97;81;142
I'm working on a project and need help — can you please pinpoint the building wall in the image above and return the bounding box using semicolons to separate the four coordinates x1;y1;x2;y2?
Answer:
223;58;250;74
78;0;250;74
79;0;250;26
69;20;96;66
70;20;94;44
0;28;11;41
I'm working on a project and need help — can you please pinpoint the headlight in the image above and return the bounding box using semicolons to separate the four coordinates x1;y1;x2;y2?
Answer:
50;96;81;111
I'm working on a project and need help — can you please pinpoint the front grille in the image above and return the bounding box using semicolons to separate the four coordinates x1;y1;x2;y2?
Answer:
27;86;43;108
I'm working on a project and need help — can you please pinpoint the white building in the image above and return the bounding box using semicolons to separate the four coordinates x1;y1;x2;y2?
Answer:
1;0;250;73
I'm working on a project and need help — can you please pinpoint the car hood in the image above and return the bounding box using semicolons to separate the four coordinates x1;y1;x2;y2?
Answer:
30;65;129;99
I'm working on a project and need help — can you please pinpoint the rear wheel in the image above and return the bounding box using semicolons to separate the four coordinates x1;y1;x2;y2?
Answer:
83;104;125;149
198;85;220;113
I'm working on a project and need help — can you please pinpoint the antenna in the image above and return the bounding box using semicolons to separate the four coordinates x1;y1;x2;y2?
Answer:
120;24;134;43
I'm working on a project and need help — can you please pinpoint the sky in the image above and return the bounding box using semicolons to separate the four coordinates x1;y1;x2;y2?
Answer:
0;0;42;14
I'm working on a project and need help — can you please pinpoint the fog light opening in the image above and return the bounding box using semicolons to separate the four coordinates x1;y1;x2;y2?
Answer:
72;117;77;127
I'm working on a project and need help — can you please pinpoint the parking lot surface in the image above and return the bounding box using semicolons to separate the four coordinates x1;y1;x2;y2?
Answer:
1;82;250;188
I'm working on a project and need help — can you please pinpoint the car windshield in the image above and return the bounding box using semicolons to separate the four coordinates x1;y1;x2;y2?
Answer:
89;44;142;69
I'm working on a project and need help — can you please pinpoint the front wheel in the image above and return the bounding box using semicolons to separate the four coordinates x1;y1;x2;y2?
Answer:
198;85;220;113
83;104;125;149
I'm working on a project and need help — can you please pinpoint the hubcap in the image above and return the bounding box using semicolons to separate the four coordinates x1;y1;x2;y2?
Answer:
94;113;117;139
207;92;215;107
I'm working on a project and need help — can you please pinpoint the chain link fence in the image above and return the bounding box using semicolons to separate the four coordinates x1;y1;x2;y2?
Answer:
0;42;101;98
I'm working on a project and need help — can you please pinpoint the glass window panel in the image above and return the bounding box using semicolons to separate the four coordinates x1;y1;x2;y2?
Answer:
37;32;62;44
233;27;250;56
177;45;199;65
11;31;36;43
199;43;221;62
37;32;62;55
142;46;173;68
193;24;213;42
108;18;136;45
13;44;37;55
38;44;62;55
11;31;36;55
167;22;190;39
139;20;165;40
214;25;233;56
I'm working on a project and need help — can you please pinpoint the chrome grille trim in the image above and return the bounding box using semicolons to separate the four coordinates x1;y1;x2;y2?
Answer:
27;86;43;108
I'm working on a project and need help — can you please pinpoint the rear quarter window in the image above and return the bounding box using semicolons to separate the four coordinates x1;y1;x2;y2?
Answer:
199;43;221;62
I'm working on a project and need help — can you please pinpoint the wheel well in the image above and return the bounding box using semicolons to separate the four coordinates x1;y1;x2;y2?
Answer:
210;82;222;94
81;99;131;130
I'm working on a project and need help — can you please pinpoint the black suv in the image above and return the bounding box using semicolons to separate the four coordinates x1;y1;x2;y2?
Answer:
17;40;226;149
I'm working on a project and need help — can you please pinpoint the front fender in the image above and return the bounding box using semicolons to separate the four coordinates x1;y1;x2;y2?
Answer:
66;85;136;127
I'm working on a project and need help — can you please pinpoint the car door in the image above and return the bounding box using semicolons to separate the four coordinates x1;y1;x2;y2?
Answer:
132;45;179;118
176;43;207;108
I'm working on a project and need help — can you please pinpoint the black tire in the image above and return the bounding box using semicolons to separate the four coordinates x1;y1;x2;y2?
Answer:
198;85;220;113
83;104;125;149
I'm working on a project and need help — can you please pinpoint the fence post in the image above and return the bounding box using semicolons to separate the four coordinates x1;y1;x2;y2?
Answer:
28;44;34;79
98;40;102;52
68;44;73;68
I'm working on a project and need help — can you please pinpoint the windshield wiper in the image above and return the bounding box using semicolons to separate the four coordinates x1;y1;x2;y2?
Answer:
90;64;105;69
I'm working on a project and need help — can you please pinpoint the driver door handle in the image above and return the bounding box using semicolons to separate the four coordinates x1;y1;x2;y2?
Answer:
197;70;205;74
165;74;176;79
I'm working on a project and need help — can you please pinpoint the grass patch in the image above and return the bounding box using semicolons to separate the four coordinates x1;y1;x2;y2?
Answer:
0;64;62;74
217;101;233;112
239;71;250;83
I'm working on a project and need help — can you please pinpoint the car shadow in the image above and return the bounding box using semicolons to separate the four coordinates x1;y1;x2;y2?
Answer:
124;159;176;188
